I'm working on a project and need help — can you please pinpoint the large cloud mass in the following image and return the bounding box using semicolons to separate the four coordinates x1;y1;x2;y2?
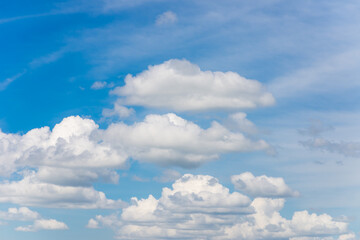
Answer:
111;59;275;111
0;114;269;208
88;174;352;240
104;113;270;168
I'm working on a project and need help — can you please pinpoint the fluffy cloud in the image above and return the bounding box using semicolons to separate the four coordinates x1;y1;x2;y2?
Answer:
111;59;275;112
104;113;270;168
1;114;268;178
0;114;269;208
231;172;299;198
91;81;114;90
156;11;178;25
88;174;351;240
226;112;258;135
0;207;68;232
16;219;68;232
0;207;40;221
102;100;135;119
0;116;127;178
0;171;125;209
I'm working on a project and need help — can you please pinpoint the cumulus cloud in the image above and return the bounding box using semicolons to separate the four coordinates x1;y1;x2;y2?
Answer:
0;207;40;221
111;59;275;112
0;171;125;209
231;172;299;198
0;114;269;208
226;112;258;135
0;207;68;232
88;174;351;240
16;219;68;232
0;116;127;178
102;100;134;119
0;114;268;178
156;11;178;25
103;113;270;168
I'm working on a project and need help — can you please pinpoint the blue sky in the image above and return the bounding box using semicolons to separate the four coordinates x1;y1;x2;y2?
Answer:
1;0;360;239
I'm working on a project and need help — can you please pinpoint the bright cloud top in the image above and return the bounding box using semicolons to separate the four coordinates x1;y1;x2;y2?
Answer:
231;172;299;198
88;173;352;240
111;59;275;112
0;207;68;232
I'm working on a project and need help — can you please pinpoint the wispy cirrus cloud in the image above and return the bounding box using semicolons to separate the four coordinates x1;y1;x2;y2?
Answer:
0;71;26;91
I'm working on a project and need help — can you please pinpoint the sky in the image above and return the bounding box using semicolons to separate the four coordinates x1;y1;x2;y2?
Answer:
0;0;360;239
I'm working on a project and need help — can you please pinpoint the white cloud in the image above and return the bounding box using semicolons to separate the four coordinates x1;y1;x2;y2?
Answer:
0;116;127;178
0;171;125;209
231;172;299;198
88;173;350;239
1;114;268;178
102;100;135;119
226;112;258;134
0;113;270;208
103;113;270;168
156;11;178;25
0;207;69;232
91;81;114;90
0;207;40;221
111;59;275;112
91;81;108;89
0;71;26;91
16;219;68;232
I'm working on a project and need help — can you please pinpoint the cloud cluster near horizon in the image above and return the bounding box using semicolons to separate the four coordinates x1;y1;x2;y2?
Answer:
87;173;353;240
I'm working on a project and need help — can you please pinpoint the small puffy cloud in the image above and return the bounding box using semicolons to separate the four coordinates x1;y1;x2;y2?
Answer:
16;219;68;232
226;112;258;134
300;138;360;157
102;100;135;119
0;171;125;209
104;113;270;168
91;81;114;90
86;218;100;229
88;174;350;239
0;207;69;232
231;172;299;198
156;11;178;25
111;59;275;112
0;207;40;221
